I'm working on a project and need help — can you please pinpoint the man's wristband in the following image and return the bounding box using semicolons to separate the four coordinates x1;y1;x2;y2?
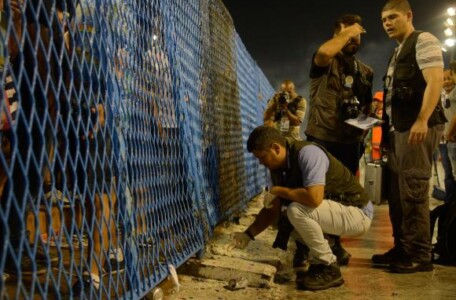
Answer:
244;229;255;240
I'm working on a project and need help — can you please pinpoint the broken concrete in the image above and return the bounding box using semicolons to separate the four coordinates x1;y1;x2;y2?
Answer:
179;255;276;288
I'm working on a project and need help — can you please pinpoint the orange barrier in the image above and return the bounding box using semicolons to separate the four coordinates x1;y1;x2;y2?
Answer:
371;125;382;161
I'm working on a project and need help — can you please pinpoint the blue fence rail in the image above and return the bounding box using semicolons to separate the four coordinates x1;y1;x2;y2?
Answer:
0;0;273;298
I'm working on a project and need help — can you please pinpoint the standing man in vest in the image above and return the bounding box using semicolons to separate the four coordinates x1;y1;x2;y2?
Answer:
229;126;373;291
306;14;373;175
372;0;446;273
264;80;307;141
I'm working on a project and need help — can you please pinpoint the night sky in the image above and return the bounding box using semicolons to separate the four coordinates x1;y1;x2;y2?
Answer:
221;0;455;96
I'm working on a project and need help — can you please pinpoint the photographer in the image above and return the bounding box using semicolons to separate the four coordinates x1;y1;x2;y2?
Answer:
304;15;373;268
305;15;373;175
264;80;306;140
228;126;373;291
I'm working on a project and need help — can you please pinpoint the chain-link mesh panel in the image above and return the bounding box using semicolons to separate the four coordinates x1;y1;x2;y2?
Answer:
256;64;276;188
258;66;276;104
235;33;272;200
205;0;247;219
0;0;273;298
198;0;221;229
168;0;213;241
105;0;206;297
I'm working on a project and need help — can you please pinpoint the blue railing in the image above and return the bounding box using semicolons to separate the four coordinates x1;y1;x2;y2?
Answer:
0;0;273;298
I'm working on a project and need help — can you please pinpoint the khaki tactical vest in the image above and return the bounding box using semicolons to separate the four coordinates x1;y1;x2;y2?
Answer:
270;140;369;208
306;54;373;143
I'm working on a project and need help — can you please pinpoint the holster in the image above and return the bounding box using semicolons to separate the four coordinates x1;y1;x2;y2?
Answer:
272;214;294;251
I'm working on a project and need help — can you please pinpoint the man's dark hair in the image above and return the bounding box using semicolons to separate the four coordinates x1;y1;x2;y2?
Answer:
247;126;287;152
334;14;362;34
382;0;411;13
449;61;456;74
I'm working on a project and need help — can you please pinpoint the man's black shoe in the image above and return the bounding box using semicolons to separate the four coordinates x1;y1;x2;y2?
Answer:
297;263;344;291
331;241;351;266
72;273;100;298
35;246;59;264
3;255;47;276
293;241;309;268
326;235;351;266
103;258;125;275
372;248;402;265
390;260;433;273
296;269;306;283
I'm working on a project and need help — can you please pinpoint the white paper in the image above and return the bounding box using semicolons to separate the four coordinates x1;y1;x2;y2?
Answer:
344;115;383;130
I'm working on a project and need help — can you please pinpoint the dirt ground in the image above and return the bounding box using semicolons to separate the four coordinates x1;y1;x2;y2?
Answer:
151;178;456;300
154;194;293;300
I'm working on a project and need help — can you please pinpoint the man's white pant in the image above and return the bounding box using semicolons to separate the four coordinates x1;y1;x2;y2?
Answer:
287;200;372;265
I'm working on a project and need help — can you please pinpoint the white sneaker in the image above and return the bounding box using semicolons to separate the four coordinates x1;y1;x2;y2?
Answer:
44;189;71;205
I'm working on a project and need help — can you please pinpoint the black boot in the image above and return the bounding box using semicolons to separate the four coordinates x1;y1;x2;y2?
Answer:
326;234;351;266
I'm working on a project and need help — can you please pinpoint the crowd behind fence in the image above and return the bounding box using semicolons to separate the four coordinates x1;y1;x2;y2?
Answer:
0;0;274;298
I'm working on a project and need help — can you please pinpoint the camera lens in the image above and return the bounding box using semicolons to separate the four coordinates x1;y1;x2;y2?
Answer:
277;92;290;105
341;97;360;120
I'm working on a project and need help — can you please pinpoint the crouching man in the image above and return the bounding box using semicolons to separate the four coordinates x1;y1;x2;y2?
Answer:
229;126;373;290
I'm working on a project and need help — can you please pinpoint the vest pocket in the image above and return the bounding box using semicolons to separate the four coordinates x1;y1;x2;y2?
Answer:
395;62;416;81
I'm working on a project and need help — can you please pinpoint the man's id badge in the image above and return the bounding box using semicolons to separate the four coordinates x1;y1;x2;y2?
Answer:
280;117;290;133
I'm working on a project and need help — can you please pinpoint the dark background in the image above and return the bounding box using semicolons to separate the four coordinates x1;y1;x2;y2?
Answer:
221;0;456;96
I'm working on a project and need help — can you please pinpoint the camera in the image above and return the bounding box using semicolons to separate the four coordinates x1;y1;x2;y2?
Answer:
341;96;360;120
277;91;291;105
444;98;451;109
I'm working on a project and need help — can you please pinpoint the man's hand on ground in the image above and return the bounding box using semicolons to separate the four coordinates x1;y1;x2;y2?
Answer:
263;191;276;209
227;232;252;251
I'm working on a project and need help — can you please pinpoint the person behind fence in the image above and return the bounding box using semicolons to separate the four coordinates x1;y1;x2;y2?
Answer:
0;0;69;279
62;1;124;296
432;68;456;203
371;0;446;273
0;0;29;280
228;126;373;291
264;80;307;141
305;14;373;175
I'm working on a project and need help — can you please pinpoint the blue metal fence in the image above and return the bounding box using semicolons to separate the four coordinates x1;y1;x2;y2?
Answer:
236;33;269;200
0;0;273;298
